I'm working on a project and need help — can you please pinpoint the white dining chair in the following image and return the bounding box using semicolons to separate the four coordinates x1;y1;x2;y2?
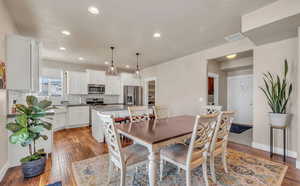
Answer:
208;111;235;183
202;105;222;114
153;105;169;119
128;106;150;123
159;113;220;186
99;113;149;186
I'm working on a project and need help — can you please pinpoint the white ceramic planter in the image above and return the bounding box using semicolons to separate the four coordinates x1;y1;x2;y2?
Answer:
269;113;290;127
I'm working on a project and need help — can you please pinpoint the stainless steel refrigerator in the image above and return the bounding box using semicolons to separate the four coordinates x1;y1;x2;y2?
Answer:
123;86;143;105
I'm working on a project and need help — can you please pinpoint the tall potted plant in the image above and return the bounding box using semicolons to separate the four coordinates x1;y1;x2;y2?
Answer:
260;60;293;127
6;96;54;178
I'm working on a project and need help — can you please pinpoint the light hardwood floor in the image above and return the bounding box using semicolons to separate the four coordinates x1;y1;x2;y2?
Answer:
1;127;300;186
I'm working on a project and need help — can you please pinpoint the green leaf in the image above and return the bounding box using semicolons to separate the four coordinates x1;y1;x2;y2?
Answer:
40;135;48;140
26;96;38;106
260;60;292;114
39;121;52;130
16;104;29;114
20;154;43;163
16;114;28;127
284;59;288;78
6;123;23;133
9;128;29;144
37;100;52;109
29;125;44;133
30;112;46;119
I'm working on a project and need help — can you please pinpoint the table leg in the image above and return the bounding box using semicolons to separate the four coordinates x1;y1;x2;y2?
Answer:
148;151;157;186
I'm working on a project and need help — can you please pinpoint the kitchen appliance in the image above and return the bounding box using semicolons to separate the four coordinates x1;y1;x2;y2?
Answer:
88;84;105;94
86;98;104;105
123;86;143;105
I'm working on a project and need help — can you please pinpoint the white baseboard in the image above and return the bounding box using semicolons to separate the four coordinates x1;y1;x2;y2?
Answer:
252;142;297;158
0;162;9;182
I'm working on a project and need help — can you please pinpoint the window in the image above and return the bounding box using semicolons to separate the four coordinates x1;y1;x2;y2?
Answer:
39;77;62;96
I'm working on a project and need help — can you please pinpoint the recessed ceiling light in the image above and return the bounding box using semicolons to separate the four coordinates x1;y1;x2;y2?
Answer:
59;47;66;51
153;32;161;38
61;30;71;36
104;61;109;65
125;65;130;68
78;57;84;61
88;6;99;15
226;54;237;59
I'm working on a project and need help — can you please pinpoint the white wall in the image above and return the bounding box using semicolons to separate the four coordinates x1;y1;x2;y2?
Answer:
142;52;206;116
253;38;298;155
0;0;17;180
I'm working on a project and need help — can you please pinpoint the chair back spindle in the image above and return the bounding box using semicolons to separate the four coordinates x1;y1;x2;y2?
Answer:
128;106;150;123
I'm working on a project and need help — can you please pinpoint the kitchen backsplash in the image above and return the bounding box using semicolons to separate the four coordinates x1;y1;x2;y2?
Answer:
8;90;120;113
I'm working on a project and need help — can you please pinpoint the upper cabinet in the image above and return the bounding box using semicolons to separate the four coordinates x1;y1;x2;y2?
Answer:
6;35;40;91
87;69;106;85
105;75;121;95
66;71;88;95
120;72;141;86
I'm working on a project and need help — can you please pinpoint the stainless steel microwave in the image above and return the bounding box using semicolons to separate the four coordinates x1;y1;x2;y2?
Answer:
88;84;105;94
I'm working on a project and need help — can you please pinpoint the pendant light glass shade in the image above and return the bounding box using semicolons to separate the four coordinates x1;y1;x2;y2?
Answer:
135;52;141;78
106;46;118;76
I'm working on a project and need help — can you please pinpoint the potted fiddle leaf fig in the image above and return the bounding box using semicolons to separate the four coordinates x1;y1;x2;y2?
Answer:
260;59;293;127
6;96;54;178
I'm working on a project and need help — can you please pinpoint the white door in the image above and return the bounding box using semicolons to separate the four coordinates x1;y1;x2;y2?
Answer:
228;75;253;125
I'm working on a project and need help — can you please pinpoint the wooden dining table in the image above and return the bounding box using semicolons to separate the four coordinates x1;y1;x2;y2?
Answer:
116;115;196;186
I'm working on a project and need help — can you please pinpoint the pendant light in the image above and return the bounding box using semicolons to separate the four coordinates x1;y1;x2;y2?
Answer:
106;46;118;76
135;52;141;78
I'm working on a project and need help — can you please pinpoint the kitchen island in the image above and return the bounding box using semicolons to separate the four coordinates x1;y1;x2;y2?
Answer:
91;105;153;142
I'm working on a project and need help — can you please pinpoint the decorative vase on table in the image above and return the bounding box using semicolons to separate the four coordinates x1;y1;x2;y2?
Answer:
6;96;55;178
260;59;293;128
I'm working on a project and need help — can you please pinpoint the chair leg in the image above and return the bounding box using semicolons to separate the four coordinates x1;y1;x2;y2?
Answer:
186;170;191;186
210;156;217;183
222;148;228;173
120;167;126;186
107;160;113;184
160;158;164;181
202;160;209;186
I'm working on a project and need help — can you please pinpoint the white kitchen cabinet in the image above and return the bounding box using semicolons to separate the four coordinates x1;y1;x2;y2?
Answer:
120;72;141;86
6;35;41;91
87;69;106;84
67;106;89;127
66;71;88;94
53;106;67;131
105;75;121;95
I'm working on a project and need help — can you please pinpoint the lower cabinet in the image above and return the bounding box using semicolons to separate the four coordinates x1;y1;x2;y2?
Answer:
67;106;90;127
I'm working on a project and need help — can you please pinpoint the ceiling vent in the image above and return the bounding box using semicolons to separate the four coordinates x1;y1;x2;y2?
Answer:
224;32;245;42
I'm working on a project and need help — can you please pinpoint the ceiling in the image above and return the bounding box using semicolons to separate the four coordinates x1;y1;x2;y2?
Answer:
4;0;276;69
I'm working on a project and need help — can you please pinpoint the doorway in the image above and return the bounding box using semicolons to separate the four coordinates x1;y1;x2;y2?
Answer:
207;50;253;146
207;73;219;105
144;78;156;106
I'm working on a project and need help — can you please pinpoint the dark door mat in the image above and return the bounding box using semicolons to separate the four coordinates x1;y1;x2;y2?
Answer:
230;124;252;134
46;181;62;186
